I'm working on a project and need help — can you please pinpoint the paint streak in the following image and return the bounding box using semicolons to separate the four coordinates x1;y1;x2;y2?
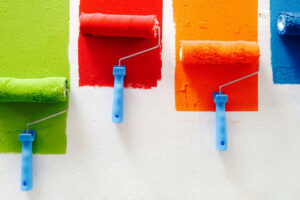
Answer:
270;1;300;84
173;0;258;111
0;0;69;154
78;0;163;89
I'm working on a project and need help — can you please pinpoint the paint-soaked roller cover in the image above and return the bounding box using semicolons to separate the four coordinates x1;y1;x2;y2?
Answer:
78;0;163;89
0;0;69;154
173;0;258;111
270;0;300;84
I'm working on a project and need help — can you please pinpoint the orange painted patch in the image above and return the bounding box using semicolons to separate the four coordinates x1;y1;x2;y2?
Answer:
173;0;258;111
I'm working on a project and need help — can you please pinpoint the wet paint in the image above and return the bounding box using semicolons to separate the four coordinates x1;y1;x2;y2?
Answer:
173;0;258;111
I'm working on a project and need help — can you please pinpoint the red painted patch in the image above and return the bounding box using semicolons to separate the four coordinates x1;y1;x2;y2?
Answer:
78;0;163;89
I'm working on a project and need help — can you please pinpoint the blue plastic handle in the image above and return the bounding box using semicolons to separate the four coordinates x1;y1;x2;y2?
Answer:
19;130;35;191
112;65;126;123
213;93;228;151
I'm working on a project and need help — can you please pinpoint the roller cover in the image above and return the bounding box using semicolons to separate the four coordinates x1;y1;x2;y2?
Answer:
277;13;300;36
180;41;260;65
0;77;67;103
80;13;158;38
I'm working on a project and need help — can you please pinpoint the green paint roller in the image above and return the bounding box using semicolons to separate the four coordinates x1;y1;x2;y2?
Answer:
0;77;68;103
0;77;68;191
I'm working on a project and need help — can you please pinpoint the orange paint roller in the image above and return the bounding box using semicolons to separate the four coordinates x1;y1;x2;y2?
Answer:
180;41;260;65
80;13;161;123
180;40;260;151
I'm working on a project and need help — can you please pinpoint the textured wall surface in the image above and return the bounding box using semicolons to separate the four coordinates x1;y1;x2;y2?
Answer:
0;0;299;199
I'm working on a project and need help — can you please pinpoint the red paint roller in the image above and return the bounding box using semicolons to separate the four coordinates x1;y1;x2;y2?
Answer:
80;13;161;123
180;40;260;151
80;13;158;38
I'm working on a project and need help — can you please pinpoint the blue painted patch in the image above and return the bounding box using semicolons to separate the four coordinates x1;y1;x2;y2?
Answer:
270;0;300;84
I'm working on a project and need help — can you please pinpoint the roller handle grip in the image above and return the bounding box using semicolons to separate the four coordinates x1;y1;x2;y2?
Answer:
19;131;35;191
213;93;228;151
112;66;126;123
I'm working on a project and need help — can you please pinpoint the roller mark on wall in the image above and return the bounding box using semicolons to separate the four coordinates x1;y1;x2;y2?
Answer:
78;0;163;89
173;0;258;111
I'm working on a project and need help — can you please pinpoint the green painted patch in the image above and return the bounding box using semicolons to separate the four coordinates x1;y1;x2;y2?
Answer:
0;0;69;154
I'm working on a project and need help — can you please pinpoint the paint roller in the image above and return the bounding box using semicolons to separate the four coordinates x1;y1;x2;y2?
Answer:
180;40;260;151
0;77;68;191
80;13;161;123
0;77;68;103
277;12;300;36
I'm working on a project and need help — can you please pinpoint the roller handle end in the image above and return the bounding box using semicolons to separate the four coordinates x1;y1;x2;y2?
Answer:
19;130;35;191
112;66;126;123
213;93;228;151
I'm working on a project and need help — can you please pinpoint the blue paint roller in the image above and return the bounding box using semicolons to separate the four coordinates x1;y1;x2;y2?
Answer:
277;12;300;36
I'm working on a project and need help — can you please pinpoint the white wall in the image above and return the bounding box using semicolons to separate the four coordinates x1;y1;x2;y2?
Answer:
0;0;299;199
